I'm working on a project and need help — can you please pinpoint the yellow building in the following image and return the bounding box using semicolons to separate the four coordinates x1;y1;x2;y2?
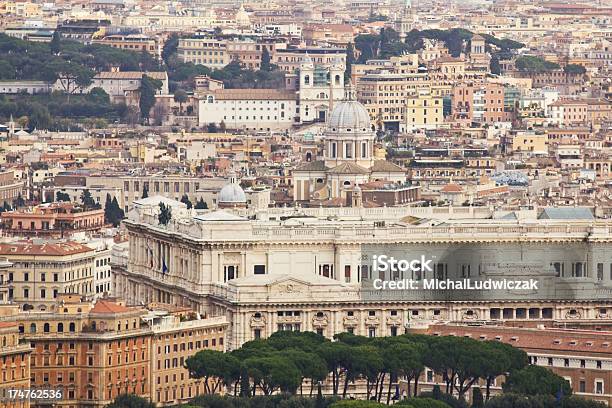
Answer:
93;34;159;56
405;89;444;130
146;307;228;406
355;54;451;132
177;38;231;69
0;1;41;17
512;132;548;156
129;142;157;163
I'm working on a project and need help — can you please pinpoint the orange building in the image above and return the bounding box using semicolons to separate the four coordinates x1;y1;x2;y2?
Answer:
0;321;31;408
451;82;475;123
3;295;229;407
22;295;151;408
0;202;105;237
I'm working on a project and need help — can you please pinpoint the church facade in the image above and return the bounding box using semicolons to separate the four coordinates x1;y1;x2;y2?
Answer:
297;54;346;123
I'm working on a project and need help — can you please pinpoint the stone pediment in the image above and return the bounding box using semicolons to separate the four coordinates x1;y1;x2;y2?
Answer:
268;277;309;295
227;274;359;303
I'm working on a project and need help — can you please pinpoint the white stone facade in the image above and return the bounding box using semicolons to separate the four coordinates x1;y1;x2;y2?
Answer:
113;199;612;350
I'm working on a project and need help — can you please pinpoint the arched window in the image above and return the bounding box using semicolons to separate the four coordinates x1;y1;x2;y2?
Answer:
57;323;64;332
304;75;310;85
30;323;36;333
69;322;75;332
207;95;214;103
43;323;50;333
335;74;341;85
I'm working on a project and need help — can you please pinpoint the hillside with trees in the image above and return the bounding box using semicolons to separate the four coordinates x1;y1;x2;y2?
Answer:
354;28;524;63
161;33;286;92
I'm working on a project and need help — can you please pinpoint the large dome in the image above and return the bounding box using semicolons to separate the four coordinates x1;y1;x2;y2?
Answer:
218;183;246;204
328;100;372;131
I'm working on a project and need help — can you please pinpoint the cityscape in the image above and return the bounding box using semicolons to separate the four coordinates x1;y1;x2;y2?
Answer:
0;0;611;407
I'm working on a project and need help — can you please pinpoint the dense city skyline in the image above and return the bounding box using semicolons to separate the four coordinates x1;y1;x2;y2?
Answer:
0;0;610;407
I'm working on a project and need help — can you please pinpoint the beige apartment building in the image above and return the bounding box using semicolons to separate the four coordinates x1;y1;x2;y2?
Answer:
178;38;231;69
550;99;589;126
512;132;548;156
178;37;284;70
274;47;346;72
54;174;229;213
93;34;160;56
357;72;446;132
0;170;23;208
146;310;228;406
405;90;444;130
0;242;96;311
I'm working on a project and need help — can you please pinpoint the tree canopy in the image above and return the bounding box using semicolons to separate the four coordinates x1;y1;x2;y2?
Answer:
515;56;560;72
563;64;586;75
80;189;100;209
502;365;572;397
104;194;125;227
354;28;525;63
106;394;155;408
139;75;162;122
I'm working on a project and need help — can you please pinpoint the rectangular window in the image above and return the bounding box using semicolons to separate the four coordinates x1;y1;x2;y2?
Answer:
597;263;604;281
253;265;266;275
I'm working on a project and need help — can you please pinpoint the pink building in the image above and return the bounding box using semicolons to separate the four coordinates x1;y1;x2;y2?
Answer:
0;202;105;237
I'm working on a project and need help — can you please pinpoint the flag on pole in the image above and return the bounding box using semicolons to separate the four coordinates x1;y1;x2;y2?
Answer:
162;259;168;276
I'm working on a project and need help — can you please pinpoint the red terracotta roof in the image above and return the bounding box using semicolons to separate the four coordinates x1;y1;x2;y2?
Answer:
0;242;94;256
441;183;463;193
90;300;130;314
426;324;612;354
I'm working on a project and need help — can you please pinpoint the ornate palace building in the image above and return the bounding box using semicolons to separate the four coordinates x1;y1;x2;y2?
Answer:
114;195;612;350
